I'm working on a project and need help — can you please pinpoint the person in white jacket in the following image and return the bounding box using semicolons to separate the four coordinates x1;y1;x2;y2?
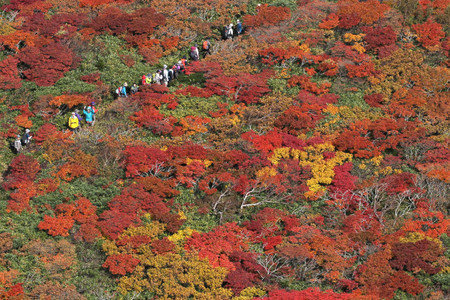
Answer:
226;24;234;39
162;65;169;86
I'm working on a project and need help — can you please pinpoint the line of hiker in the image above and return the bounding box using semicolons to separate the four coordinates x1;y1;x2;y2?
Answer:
223;19;243;40
86;23;243;132
10;101;98;153
136;23;243;90
119;21;244;94
68;102;98;133
139;49;195;89
140;61;184;89
11;21;248;153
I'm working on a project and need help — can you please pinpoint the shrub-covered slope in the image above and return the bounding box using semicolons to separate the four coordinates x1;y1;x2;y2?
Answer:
0;0;449;299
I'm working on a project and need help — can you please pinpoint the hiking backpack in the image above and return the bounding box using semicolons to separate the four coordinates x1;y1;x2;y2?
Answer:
191;51;198;61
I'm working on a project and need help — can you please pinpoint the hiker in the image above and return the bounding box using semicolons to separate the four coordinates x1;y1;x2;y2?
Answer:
194;45;200;59
171;65;179;79
180;57;187;72
155;70;163;84
225;24;233;40
13;135;22;153
152;71;158;84
21;129;32;146
168;67;174;82
190;45;199;61
83;106;95;126
162;65;169;87
142;74;147;85
116;85;125;98
202;39;211;57
236;19;243;35
74;109;83;124
122;83;128;97
68;112;80;132
172;64;179;79
88;102;98;123
223;25;229;40
145;74;152;85
131;83;138;94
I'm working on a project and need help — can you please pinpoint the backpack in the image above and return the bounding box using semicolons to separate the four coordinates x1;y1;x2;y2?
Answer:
202;40;209;50
90;106;98;114
191;51;198;61
115;88;119;95
118;86;123;93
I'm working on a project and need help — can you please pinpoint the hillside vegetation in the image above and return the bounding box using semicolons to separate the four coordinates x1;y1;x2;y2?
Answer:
0;0;449;299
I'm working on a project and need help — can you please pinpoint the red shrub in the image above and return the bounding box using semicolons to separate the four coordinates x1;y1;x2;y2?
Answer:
38;215;75;237
3;154;41;190
390;239;443;274
364;93;383;108
103;254;140;275
243;4;291;27
123;146;169;177
17;42;75;86
34;123;58;145
0;56;22;90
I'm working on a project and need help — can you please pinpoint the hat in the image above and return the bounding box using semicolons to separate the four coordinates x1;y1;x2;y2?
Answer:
237;19;240;22
230;23;233;27
17;134;21;138
164;64;167;69
124;82;128;86
91;101;95;105
25;129;30;133
72;112;76;115
87;106;91;110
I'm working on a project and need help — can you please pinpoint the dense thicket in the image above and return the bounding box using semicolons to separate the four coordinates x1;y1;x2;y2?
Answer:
0;0;448;299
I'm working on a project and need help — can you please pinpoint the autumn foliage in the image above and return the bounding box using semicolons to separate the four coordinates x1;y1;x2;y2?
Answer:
0;0;448;299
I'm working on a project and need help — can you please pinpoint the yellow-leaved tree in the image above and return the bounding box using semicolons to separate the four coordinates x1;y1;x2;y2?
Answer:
102;220;233;299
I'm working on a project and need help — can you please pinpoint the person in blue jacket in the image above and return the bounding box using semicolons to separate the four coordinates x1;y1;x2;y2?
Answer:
83;106;95;126
236;19;243;35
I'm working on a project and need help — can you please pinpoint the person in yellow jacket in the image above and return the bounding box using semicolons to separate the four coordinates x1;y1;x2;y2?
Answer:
68;112;80;132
